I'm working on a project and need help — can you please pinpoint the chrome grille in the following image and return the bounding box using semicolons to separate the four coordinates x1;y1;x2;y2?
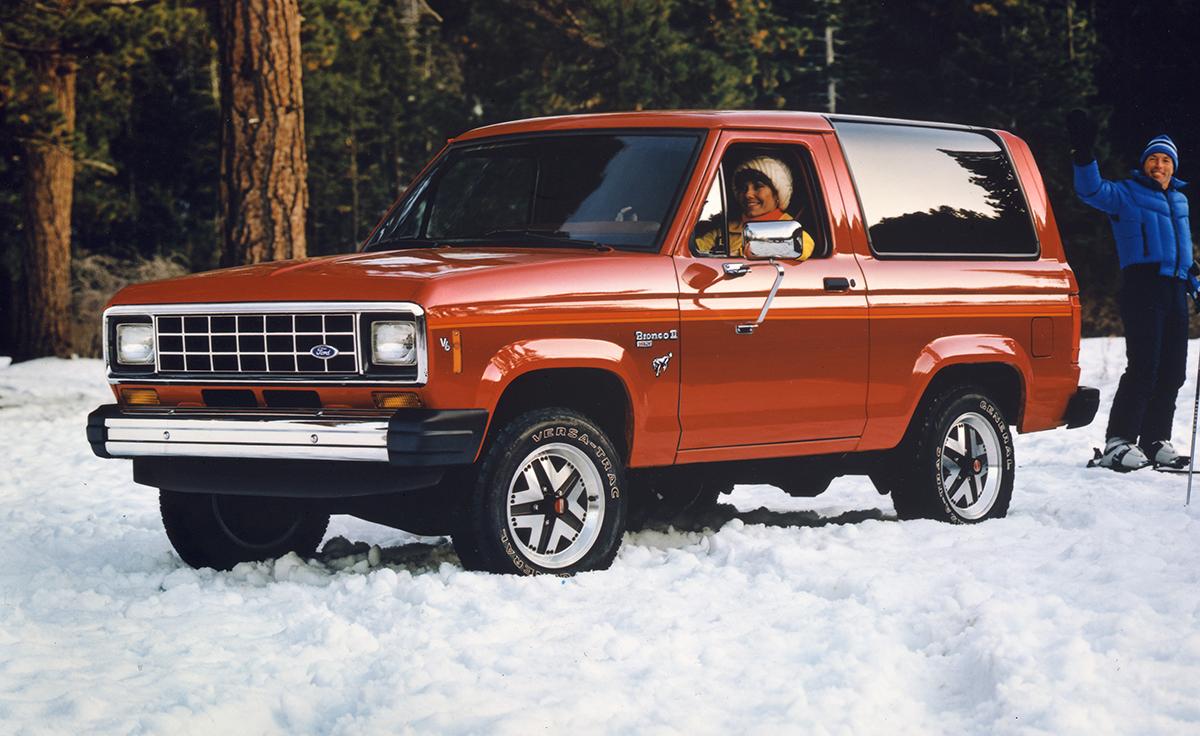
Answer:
155;312;359;375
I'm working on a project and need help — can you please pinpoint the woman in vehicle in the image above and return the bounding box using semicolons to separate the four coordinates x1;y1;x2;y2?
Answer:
696;155;815;259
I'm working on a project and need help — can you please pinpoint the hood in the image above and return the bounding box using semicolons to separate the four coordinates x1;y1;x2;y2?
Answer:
109;247;610;307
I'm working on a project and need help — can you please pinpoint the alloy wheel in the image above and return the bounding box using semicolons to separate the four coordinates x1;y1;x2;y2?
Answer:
939;412;1003;520
505;442;605;569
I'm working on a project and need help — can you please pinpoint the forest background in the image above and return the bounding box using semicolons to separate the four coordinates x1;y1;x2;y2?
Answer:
1;0;1197;359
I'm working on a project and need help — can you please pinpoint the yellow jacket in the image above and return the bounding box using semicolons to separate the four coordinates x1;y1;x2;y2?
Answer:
695;210;814;259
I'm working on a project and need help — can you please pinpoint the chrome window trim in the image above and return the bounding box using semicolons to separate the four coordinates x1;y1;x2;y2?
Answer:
103;301;428;386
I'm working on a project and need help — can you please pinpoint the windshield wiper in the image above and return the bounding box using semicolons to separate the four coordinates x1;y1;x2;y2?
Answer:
479;229;610;251
361;236;439;253
365;230;612;252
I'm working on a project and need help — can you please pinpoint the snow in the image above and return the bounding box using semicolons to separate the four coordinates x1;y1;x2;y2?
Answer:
2;339;1199;734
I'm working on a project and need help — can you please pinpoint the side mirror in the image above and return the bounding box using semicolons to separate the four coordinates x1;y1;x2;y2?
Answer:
743;220;811;261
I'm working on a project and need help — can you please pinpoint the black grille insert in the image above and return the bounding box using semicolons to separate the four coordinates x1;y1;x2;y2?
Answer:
156;312;360;376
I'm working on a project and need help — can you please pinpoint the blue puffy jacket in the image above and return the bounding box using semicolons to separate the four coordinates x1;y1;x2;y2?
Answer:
1074;162;1195;287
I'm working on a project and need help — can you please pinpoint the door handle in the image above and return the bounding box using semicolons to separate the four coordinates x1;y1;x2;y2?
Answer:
723;263;751;278
823;277;852;291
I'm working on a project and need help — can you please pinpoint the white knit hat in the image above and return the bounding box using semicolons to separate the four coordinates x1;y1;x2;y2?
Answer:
735;156;793;211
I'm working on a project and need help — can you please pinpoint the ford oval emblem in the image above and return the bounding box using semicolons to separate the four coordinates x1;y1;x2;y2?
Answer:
310;344;339;359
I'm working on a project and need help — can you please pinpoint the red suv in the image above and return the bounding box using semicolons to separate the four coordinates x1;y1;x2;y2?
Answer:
88;111;1098;574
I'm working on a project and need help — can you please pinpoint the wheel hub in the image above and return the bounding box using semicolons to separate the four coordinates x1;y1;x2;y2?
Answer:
506;442;606;569
939;412;1003;520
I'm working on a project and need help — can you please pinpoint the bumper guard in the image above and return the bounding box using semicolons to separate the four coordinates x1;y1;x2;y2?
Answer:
1063;386;1100;429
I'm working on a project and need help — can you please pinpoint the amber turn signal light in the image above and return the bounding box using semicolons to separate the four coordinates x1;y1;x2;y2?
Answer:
372;392;423;409
120;388;160;406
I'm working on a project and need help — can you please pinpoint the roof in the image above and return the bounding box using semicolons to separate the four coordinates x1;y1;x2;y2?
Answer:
451;110;991;143
452;110;835;142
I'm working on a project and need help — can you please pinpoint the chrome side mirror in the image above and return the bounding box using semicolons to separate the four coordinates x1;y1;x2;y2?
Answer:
743;220;810;261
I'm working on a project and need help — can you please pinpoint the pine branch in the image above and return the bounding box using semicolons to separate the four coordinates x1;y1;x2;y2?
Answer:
514;0;604;50
78;157;118;175
0;38;59;56
84;0;159;7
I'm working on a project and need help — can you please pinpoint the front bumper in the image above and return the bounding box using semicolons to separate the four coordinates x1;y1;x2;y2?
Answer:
87;404;488;466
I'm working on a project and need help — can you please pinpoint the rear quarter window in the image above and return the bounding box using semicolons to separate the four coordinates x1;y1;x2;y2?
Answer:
834;121;1038;258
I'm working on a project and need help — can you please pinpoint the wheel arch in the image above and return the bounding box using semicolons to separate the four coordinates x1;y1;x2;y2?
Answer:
908;335;1031;430
919;362;1025;429
486;367;634;462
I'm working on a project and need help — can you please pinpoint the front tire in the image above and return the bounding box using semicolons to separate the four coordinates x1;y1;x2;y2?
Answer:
160;491;330;570
890;387;1014;523
452;409;627;574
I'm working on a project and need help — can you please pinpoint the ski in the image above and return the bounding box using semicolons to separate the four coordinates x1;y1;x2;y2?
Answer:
1154;465;1197;475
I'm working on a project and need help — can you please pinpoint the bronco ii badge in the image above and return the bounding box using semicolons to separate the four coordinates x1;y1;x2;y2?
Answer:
310;344;339;359
634;328;678;349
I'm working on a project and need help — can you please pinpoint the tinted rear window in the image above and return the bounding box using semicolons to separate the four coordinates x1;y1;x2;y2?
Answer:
835;122;1037;257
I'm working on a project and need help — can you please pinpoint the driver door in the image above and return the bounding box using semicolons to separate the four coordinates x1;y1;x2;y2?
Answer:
674;132;869;450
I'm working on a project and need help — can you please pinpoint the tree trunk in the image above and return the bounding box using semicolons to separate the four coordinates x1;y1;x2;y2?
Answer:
348;133;359;243
213;0;309;266
17;51;76;359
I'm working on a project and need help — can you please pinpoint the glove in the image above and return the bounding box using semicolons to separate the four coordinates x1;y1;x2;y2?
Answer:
1066;109;1096;166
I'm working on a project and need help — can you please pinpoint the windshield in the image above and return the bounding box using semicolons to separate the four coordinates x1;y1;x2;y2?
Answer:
363;132;702;251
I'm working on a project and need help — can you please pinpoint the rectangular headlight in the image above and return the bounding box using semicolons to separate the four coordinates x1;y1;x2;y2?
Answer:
371;321;416;365
116;322;156;365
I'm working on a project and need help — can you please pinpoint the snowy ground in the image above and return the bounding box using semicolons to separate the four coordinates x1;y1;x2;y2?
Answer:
1;339;1199;735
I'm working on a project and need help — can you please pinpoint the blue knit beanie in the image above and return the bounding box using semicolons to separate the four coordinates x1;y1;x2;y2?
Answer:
1142;134;1179;169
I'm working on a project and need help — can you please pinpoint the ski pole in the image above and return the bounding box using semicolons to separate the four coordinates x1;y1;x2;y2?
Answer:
1185;333;1195;504
1187;267;1200;506
1189;338;1199;506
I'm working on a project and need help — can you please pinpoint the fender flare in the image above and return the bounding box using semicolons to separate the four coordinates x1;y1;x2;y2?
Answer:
903;334;1032;426
475;337;640;433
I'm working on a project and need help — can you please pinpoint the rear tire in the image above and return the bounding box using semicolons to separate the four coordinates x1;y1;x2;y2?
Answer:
160;490;329;570
451;408;627;574
890;387;1014;523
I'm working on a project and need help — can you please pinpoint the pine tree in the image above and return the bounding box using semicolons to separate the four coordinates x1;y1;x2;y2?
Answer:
301;0;464;252
455;0;810;120
829;0;1115;332
1;1;80;359
212;0;309;265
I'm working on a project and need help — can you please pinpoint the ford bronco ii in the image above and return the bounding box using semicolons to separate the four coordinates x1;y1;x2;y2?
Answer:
88;111;1099;574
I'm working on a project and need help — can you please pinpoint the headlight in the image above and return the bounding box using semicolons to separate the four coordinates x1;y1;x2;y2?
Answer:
116;323;155;365
371;321;416;365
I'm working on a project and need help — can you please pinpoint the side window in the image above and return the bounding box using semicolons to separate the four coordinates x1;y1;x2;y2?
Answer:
691;143;828;259
834;121;1038;257
691;169;728;255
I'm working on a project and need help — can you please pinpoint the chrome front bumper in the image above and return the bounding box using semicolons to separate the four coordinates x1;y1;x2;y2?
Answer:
104;415;390;461
87;405;488;466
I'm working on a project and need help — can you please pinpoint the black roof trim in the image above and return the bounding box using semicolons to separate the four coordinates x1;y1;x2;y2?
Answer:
825;113;984;133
